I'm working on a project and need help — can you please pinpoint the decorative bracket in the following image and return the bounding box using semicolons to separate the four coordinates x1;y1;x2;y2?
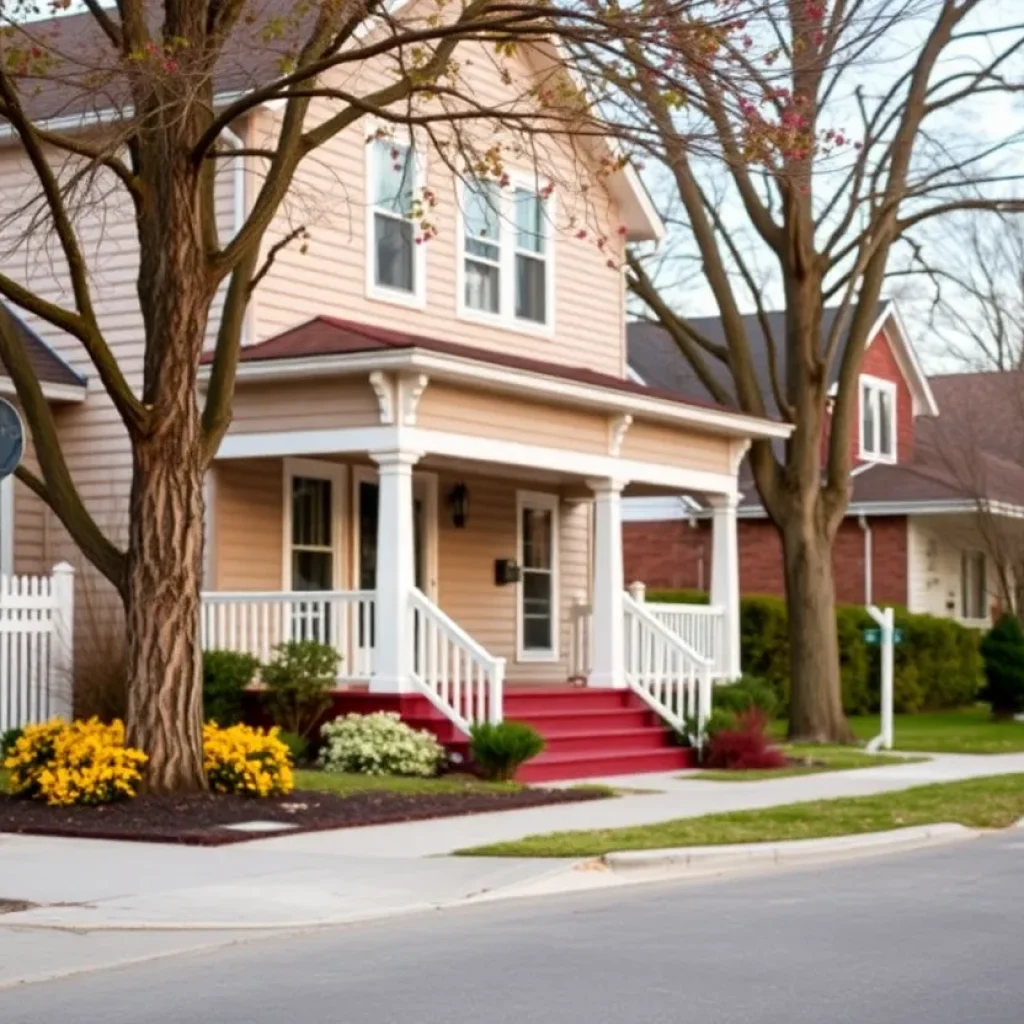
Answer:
399;373;429;426
608;413;633;457
369;371;395;425
729;438;752;475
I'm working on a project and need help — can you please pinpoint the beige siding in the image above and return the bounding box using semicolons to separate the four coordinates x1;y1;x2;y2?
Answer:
251;35;627;378
229;377;379;435
12;433;48;576
213;457;588;683
418;383;609;454
621;421;734;474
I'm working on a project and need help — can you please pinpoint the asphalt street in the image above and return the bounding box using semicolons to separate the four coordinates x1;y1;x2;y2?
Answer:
3;832;1023;1023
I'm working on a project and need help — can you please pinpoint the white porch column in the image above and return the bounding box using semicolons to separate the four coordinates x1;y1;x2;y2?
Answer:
369;448;421;693
588;478;626;689
709;492;741;680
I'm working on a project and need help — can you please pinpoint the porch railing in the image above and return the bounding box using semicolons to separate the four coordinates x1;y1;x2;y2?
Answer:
200;590;376;681
624;592;713;735
409;588;504;733
640;600;726;678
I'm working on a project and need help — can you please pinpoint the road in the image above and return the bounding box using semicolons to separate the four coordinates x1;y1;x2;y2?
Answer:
3;832;1024;1023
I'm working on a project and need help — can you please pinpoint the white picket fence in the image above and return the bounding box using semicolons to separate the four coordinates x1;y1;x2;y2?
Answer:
0;563;75;733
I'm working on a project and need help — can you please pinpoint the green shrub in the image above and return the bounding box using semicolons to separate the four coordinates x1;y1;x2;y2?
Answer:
679;707;734;750
261;640;339;740
279;730;310;765
713;675;779;720
202;650;260;726
739;596;791;706
980;614;1024;718
645;588;710;606
319;712;444;776
0;727;23;759
469;721;546;781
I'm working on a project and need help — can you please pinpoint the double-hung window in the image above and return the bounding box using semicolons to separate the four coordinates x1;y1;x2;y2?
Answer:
960;552;987;621
368;138;423;303
860;376;896;462
460;176;552;331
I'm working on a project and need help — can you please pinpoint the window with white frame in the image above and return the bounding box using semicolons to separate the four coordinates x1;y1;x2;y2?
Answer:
860;377;896;462
369;138;422;300
517;492;559;659
460;176;552;330
961;551;987;620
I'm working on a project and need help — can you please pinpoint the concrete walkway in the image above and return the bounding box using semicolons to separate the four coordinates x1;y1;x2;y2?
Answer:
1;751;1022;940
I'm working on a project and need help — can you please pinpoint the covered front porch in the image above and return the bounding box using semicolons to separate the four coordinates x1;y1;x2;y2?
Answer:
198;337;788;750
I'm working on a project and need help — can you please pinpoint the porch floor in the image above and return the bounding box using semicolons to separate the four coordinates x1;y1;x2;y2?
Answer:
326;686;693;782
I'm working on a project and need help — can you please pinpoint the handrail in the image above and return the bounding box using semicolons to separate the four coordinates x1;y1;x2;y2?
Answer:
642;600;726;678
623;592;713;738
408;588;505;734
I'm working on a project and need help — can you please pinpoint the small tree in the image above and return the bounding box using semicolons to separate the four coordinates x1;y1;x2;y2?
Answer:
980;614;1024;720
261;641;339;740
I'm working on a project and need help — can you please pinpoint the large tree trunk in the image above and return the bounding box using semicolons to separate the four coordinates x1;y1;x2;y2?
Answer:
124;431;207;792
781;514;854;744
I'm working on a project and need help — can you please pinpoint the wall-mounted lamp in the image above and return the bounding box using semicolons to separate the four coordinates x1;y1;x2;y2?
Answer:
447;482;470;528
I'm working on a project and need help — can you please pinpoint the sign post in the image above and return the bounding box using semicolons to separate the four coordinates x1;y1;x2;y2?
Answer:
865;605;895;752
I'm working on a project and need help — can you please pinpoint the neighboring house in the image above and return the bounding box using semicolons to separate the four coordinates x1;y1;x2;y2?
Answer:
625;302;1024;627
0;3;789;779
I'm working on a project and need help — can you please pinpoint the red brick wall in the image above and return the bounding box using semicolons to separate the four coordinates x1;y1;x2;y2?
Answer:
624;515;909;606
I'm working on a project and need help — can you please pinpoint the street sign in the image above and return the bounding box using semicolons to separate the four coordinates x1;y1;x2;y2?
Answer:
863;627;903;645
0;399;24;479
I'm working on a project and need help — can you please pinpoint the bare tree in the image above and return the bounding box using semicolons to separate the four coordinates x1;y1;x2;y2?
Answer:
601;0;1024;742
0;0;730;790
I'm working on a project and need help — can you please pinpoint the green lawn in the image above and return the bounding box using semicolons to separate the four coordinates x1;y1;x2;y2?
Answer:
459;773;1024;858
293;769;523;795
693;744;917;782
771;706;1024;755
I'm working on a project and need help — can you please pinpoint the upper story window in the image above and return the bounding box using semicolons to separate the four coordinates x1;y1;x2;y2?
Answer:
459;175;553;333
859;376;896;462
367;137;425;307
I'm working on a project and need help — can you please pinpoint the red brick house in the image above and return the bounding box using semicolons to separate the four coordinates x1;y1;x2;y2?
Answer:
625;301;1024;625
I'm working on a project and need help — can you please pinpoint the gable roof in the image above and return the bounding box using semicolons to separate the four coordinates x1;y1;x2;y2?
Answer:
628;300;938;417
0;307;87;395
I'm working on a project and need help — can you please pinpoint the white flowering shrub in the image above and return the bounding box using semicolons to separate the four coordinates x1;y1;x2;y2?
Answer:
318;712;444;777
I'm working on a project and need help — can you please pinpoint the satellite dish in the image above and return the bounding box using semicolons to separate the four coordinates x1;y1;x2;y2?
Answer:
0;399;25;480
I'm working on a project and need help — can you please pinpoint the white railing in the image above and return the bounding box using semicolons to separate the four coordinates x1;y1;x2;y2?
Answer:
200;590;375;681
623;591;713;735
0;563;74;732
627;583;726;679
409;588;504;734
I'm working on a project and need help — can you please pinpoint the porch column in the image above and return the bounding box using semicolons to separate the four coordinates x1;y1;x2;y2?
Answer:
588;478;627;689
370;448;421;693
709;492;741;680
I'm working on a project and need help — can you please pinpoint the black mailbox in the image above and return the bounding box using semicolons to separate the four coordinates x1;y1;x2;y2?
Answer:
494;559;522;586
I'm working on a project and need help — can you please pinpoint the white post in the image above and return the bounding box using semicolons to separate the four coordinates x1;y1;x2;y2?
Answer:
50;561;75;720
867;604;895;751
588;478;626;688
628;580;646;604
369;449;420;693
709;493;741;680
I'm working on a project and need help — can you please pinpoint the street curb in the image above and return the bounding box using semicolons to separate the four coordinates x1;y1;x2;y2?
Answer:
601;823;977;874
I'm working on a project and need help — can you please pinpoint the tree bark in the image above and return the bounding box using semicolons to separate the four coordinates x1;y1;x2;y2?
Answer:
781;513;854;744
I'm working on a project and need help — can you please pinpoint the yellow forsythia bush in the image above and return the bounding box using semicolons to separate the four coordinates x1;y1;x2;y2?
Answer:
203;722;294;797
3;718;147;807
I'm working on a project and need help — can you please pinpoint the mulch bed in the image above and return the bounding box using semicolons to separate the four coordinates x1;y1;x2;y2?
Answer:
0;786;608;847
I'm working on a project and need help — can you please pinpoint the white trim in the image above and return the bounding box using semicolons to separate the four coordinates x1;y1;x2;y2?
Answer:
0;476;13;576
626;365;646;385
735;498;1024;520
516;489;561;663
282;457;348;591
455;171;556;339
204;347;791;441
867;301;939;417
351;465;439;600
364;131;427;310
858;374;898;464
0;376;86;403
217;424;743;495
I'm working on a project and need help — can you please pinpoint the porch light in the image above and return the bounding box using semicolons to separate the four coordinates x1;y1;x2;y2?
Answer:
448;482;470;528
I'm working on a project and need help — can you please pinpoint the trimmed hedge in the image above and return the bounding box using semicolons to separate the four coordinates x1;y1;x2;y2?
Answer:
650;590;982;714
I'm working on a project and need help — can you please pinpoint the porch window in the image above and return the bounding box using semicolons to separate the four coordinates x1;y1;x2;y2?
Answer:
459;176;552;330
860;376;896;462
961;551;987;620
517;492;559;660
370;138;421;299
291;475;334;642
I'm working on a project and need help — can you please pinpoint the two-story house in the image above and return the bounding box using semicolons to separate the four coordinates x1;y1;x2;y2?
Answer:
1;3;789;778
625;301;1024;627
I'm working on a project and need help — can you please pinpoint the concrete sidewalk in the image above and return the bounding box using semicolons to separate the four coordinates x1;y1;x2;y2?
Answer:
1;751;1022;939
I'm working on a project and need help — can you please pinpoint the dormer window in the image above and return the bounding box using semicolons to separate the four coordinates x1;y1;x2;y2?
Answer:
860;376;896;462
